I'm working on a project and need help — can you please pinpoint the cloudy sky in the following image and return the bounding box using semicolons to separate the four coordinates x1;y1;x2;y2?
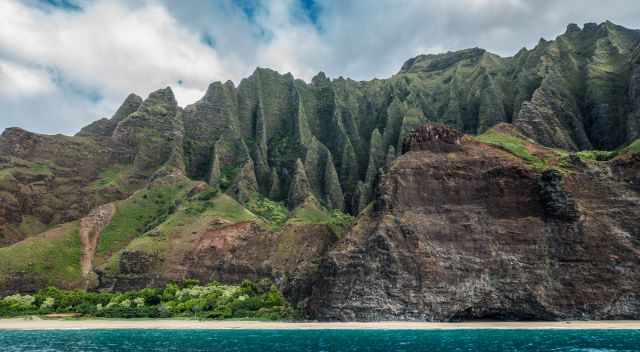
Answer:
2;0;640;135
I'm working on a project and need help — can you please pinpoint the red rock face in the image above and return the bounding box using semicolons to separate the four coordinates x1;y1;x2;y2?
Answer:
308;133;640;321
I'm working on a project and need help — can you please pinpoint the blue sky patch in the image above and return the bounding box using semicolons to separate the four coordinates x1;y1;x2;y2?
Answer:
229;0;321;40
48;67;102;103
200;33;217;48
299;0;320;28
34;0;82;11
232;0;260;21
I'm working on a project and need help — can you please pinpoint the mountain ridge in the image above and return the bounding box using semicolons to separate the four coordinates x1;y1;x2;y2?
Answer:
1;21;640;321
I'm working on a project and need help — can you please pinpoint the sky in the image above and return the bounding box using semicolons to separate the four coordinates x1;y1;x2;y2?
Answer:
2;0;640;135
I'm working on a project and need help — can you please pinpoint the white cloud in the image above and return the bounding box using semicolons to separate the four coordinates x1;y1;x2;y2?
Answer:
173;85;209;108
0;59;54;98
1;0;640;135
0;1;240;103
252;0;329;80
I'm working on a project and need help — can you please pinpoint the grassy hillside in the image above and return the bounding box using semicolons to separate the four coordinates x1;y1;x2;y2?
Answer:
0;222;83;290
94;176;193;265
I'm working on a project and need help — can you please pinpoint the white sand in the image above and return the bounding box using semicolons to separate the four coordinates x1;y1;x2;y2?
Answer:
1;319;640;330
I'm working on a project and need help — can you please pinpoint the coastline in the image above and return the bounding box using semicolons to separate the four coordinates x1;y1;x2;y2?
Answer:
1;319;640;330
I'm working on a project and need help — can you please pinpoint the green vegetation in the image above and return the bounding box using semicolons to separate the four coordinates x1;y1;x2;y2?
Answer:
576;150;618;162
477;131;639;173
148;104;168;116
0;168;14;181
17;215;48;236
327;210;355;235
30;162;52;175
198;194;257;223
0;280;297;320
0;160;52;181
247;196;289;230
100;192;259;276
288;199;354;236
175;191;256;223
622;139;640;155
93;165;131;190
575;139;640;162
474;129;606;175
95;179;190;262
475;130;547;170
193;188;218;201
219;166;239;191
289;203;330;224
0;223;83;287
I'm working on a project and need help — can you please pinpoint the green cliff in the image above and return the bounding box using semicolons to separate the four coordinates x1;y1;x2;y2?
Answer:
1;21;640;321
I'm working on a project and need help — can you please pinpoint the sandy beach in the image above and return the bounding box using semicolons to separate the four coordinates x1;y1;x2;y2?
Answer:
1;319;640;330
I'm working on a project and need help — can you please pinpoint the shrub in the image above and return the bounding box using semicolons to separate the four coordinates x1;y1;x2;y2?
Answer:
247;197;289;229
194;189;218;201
0;279;297;320
576;150;618;161
2;294;35;310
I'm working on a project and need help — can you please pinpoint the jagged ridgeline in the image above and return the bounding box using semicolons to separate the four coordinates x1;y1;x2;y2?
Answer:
31;21;640;215
77;21;640;213
2;21;640;320
78;69;423;214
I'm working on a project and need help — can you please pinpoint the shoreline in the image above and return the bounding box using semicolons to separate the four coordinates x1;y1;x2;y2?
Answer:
1;319;640;330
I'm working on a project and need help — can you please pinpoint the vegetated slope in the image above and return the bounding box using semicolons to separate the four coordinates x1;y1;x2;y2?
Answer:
0;21;639;321
0;82;353;303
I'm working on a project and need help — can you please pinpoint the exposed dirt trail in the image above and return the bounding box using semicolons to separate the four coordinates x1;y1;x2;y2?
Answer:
79;203;115;287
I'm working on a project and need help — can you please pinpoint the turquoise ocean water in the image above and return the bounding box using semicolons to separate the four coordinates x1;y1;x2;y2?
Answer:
0;329;639;351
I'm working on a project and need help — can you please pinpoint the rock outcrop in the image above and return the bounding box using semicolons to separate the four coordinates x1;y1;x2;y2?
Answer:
307;123;640;321
401;123;463;153
76;94;143;137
